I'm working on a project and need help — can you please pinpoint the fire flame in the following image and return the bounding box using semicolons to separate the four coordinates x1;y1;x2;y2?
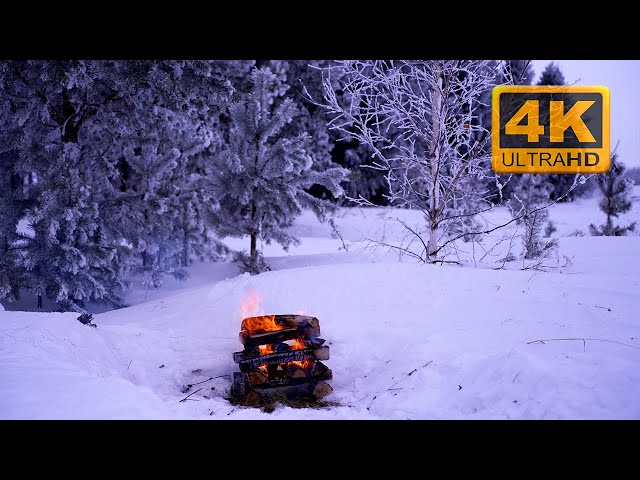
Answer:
239;288;264;320
242;315;283;334
290;359;314;369
289;338;307;351
258;344;275;355
239;290;316;380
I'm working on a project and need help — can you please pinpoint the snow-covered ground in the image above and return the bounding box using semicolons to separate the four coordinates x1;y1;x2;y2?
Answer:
1;188;639;419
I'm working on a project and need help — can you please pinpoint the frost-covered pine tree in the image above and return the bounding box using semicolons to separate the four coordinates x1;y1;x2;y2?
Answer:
0;60;233;310
115;95;228;288
207;67;348;273
0;151;27;303
522;207;557;259
590;153;636;236
314;60;499;260
0;61;132;310
510;174;553;224
511;174;558;259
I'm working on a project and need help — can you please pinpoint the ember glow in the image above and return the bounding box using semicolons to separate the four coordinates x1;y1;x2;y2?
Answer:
290;359;314;369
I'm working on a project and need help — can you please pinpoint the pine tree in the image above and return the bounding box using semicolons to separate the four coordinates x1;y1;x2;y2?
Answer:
207;68;348;273
537;62;565;86
510;174;553;223
0;151;27;303
511;159;558;259
590;153;636;236
0;60;233;310
522;207;558;259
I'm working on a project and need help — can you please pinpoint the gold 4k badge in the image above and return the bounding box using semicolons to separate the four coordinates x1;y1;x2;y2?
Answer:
492;85;610;174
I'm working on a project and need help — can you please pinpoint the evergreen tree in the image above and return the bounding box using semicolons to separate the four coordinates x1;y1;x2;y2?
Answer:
0;151;27;302
511;163;558;259
0;60;232;310
522;207;558;259
590;154;636;236
510;174;553;223
207;68;348;273
537;62;565;86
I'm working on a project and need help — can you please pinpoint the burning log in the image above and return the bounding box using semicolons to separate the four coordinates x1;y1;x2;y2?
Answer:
240;327;321;348
247;370;268;386
234;347;330;371
286;364;307;378
254;369;332;388
232;340;327;363
241;315;320;332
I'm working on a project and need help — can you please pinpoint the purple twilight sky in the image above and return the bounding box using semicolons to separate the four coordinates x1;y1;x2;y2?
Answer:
530;60;640;168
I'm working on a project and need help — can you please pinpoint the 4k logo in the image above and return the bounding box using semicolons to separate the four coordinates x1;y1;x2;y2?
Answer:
492;85;610;174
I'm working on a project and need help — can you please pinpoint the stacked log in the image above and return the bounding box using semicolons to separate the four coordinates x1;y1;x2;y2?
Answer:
231;315;332;404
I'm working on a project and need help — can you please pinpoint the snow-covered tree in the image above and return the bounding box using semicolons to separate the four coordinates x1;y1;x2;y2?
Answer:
0;151;27;303
207;67;348;273
0;60;233;310
510;174;553;224
314;60;499;260
510;168;558;259
522;207;557;259
590;153;636;236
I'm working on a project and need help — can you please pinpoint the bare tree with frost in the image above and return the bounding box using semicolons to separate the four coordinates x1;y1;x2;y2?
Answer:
311;60;501;261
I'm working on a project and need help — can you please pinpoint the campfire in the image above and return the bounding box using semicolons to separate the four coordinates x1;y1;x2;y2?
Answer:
231;295;332;405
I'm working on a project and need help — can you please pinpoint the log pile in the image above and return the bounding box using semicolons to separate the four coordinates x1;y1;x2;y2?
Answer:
231;314;332;405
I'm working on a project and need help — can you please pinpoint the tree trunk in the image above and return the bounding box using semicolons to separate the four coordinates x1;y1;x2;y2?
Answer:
428;67;443;258
250;233;257;261
250;200;258;262
182;231;189;267
37;294;42;309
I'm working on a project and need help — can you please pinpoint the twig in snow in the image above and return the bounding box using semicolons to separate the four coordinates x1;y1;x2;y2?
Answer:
577;302;612;311
368;360;433;410
179;387;202;403
594;305;612;311
527;338;640;352
127;360;132;370
186;375;227;388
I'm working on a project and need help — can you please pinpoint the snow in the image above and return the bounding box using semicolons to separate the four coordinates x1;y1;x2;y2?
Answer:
1;188;639;419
